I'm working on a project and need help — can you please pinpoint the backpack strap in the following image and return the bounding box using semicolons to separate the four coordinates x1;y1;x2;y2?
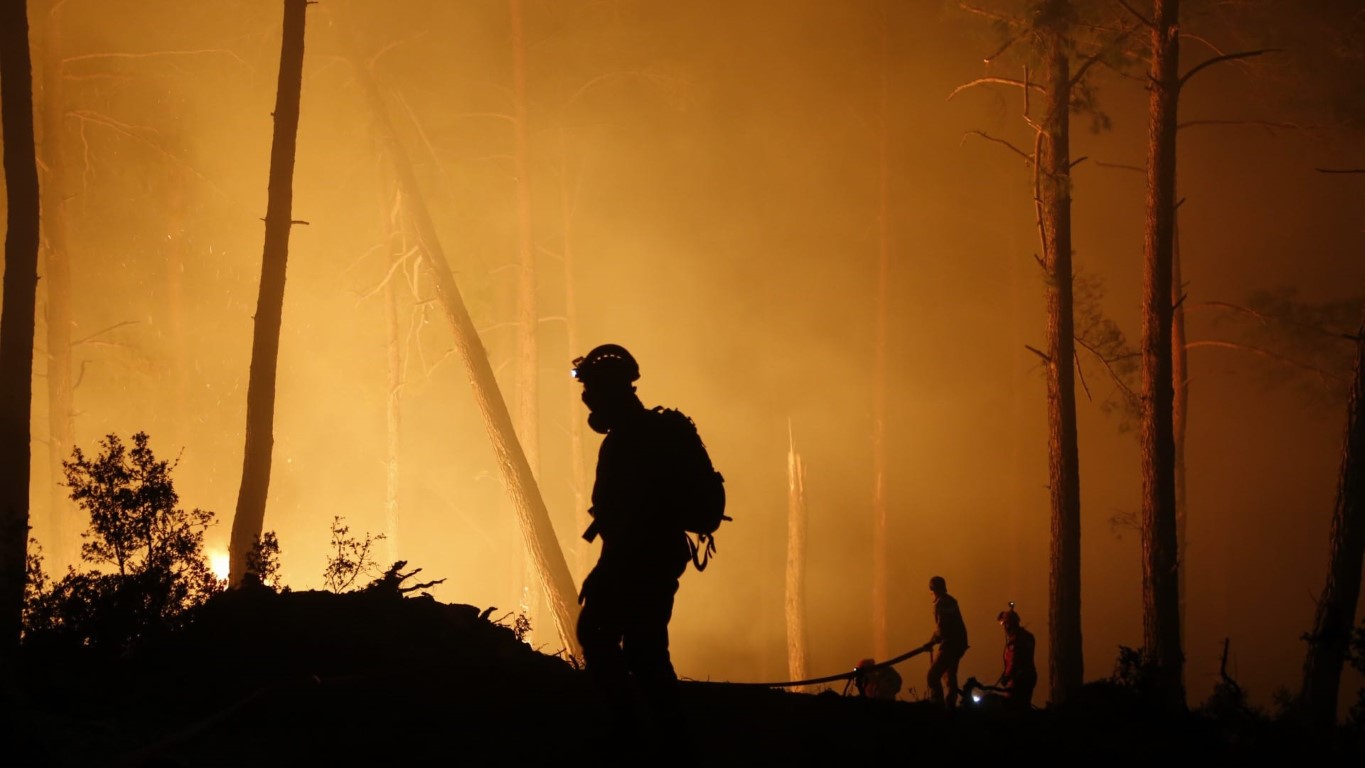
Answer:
686;532;718;571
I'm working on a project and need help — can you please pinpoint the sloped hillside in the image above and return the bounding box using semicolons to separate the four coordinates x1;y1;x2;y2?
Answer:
4;585;1356;766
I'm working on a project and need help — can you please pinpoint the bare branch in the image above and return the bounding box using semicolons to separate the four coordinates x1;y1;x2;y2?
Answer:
71;320;138;347
1317;168;1365;174
452;111;516;124
1180;32;1228;59
947;77;1045;102
1114;0;1154;28
1094;159;1144;174
1069;156;1089;170
1186;339;1344;383
983;33;1024;64
354;247;418;307
1180;49;1278;89
958;2;1018;26
1179;118;1318;133
565;69;686;110
1074;349;1093;402
61;48;250;73
1024;344;1051;363
67;110;230;200
1070;55;1105;90
960;130;1033;163
1075;335;1140;403
1187;300;1357;340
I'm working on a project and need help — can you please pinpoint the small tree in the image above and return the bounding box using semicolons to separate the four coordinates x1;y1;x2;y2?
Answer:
245;531;284;591
64;433;216;586
323;516;386;593
24;432;220;651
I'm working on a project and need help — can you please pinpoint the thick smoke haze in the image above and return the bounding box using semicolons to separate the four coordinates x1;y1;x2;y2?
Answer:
5;0;1363;712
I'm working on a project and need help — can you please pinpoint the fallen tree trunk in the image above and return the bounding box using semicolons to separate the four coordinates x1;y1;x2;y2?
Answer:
342;35;582;661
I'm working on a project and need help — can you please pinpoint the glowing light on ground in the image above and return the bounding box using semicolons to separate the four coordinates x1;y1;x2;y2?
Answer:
209;549;230;582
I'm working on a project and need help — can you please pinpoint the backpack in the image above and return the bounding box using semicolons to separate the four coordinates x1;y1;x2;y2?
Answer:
652;407;730;571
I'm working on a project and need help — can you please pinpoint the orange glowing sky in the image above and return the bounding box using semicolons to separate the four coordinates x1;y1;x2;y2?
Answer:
6;0;1364;711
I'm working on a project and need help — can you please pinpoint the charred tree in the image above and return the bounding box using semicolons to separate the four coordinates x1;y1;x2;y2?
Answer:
1172;212;1188;638
1037;18;1084;708
0;0;41;654
786;424;810;690
507;0;546;638
382;188;404;564
37;2;76;569
228;0;309;587
950;0;1094;705
509;0;540;479
870;0;892;661
1139;0;1185;709
341;37;582;660
556;131;591;580
1301;242;1365;727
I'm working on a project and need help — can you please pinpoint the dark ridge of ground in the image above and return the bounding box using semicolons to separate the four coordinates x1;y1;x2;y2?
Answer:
4;587;1360;767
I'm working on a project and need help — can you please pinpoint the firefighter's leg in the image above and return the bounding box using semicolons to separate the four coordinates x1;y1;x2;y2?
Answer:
577;589;633;723
623;584;681;721
926;654;946;707
945;651;963;710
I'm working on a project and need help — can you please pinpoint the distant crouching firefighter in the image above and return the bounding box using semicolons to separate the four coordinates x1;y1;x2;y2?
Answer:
995;602;1037;711
572;343;723;728
921;575;969;710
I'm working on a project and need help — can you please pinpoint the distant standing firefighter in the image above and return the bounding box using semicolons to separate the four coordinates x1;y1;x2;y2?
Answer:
921;575;969;710
996;603;1037;711
572;343;715;732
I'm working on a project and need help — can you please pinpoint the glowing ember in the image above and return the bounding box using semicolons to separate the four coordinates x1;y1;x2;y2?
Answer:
209;549;230;582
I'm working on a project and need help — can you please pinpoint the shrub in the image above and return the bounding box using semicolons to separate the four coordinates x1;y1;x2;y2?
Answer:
23;432;220;652
323;516;385;593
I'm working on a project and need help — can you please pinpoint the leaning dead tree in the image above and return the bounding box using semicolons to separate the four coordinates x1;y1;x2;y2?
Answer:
337;26;582;660
0;0;41;655
1301;168;1365;729
228;0;309;586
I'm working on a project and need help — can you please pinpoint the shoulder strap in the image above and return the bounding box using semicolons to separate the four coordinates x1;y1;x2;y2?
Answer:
685;532;718;571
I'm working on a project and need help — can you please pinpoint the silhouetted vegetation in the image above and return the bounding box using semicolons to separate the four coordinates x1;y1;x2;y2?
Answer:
23;432;220;653
1351;619;1365;731
245;530;284;591
322;515;386;593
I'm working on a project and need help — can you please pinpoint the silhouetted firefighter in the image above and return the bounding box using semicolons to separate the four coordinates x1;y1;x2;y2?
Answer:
921;575;969;711
963;604;1037;712
572;344;722;734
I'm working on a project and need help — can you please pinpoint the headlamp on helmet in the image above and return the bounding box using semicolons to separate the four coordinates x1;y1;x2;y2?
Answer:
571;344;640;386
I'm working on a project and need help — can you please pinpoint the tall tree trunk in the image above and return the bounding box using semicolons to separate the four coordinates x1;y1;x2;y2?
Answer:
0;0;41;655
1300;308;1365;727
344;48;582;660
1172;211;1188;642
509;0;539;477
1140;0;1185;709
1040;40;1083;706
383;188;404;565
786;423;810;692
870;0;891;662
38;3;76;570
228;0;309;586
558;130;590;580
508;0;544;641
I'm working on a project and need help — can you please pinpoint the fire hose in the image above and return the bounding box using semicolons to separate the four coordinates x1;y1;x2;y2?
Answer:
719;643;932;689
